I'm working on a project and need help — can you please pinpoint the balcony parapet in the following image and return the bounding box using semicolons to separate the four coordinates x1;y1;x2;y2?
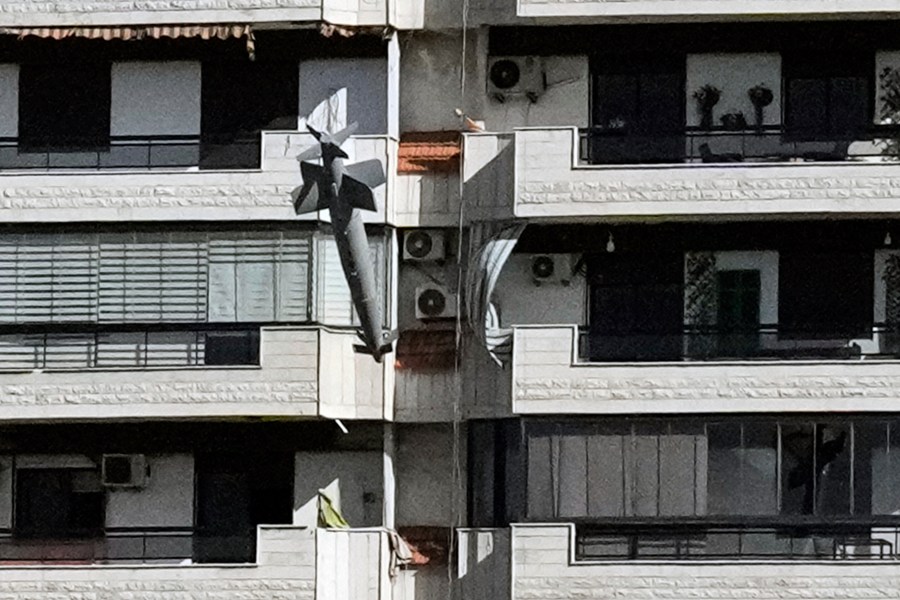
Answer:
0;134;395;224
0;527;390;600
462;127;900;221
515;0;900;19
0;326;390;422
0;0;423;29
511;523;900;600
511;325;900;415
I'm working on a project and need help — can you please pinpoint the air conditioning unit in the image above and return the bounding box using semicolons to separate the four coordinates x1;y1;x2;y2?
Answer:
415;284;457;320
403;230;446;262
101;454;147;488
487;56;545;103
531;254;576;286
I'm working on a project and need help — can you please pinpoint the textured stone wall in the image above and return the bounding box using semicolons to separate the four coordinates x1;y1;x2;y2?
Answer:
0;328;322;421
516;0;900;17
512;525;900;600
512;327;900;414
512;128;900;219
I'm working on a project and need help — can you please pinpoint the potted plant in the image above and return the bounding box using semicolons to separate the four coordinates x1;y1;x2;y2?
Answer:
693;84;721;130
720;110;747;131
748;84;774;132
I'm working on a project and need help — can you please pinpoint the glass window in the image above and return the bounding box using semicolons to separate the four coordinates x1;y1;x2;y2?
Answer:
19;63;111;150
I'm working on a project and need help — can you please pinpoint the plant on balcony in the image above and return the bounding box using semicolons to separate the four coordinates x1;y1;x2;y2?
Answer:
693;84;721;130
719;110;748;131
747;84;774;132
878;66;900;159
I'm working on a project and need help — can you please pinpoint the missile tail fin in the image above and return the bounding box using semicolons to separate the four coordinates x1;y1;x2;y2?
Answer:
293;162;332;214
331;122;359;147
341;176;378;212
345;159;386;189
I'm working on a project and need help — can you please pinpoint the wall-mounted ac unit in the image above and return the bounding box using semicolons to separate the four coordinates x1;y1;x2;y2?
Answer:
531;254;576;286
487;56;545;103
101;454;147;488
415;284;457;320
403;230;446;262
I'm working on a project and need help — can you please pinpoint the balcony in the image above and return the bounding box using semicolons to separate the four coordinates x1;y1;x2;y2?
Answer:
465;127;900;221
0;326;389;422
0;132;394;224
509;524;900;600
510;325;900;415
514;0;900;19
0;527;390;599
0;0;423;28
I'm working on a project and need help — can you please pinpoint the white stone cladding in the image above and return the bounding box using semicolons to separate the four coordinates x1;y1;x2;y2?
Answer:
0;0;424;28
0;327;388;421
511;524;900;600
512;326;900;414
516;0;900;19
457;127;900;221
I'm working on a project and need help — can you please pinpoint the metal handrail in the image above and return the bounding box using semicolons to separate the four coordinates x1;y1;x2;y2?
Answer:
576;522;900;561
578;323;900;362
0;135;261;170
579;126;900;165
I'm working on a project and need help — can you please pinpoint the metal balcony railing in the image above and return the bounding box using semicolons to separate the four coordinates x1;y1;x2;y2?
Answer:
0;527;258;564
578;324;900;363
576;521;900;561
0;325;261;370
578;127;900;165
0;135;261;170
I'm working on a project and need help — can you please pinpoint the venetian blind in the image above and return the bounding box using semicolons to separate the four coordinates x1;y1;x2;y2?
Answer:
0;230;313;324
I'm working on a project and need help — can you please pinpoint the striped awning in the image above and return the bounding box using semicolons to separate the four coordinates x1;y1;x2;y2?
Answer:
0;24;255;56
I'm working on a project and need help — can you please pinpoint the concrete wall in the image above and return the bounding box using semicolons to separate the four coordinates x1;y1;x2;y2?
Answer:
399;31;588;134
300;58;388;136
395;424;459;527
457;529;511;600
511;524;900;600
111;62;200;137
316;529;390;600
512;325;900;415
294;451;384;528
494;254;586;327
106;454;194;529
685;53;781;128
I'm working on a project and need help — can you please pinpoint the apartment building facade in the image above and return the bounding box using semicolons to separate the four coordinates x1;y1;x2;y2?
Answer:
2;0;900;599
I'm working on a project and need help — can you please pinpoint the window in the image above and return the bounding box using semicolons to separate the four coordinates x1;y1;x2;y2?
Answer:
590;54;684;163
716;270;761;356
200;60;299;169
784;52;871;138
15;469;104;538
204;330;260;366
18;63;111;149
778;251;873;337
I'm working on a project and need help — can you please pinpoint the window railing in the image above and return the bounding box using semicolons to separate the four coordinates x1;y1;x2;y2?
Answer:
0;527;257;564
0;135;261;170
578;126;900;165
578;323;899;362
576;521;900;561
0;325;261;370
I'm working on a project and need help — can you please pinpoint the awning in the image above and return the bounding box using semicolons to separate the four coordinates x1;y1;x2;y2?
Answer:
397;131;461;174
0;24;255;56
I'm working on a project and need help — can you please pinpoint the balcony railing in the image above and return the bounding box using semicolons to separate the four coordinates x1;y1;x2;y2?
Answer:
579;324;898;363
576;521;900;561
0;527;265;564
0;325;261;370
579;127;900;166
0;136;261;170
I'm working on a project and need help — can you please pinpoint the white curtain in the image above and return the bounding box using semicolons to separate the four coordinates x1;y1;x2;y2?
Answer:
464;222;526;365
